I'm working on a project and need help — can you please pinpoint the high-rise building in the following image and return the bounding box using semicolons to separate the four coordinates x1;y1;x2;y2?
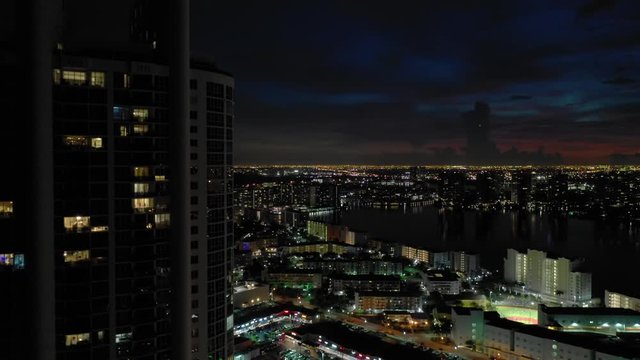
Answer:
504;249;591;303
0;1;233;359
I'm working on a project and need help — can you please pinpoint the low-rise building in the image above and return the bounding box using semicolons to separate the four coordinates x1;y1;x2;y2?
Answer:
238;236;278;253
426;271;461;295
264;270;323;289
355;291;423;312
300;257;404;276
605;290;640;312
538;304;640;335
282;241;358;255
401;245;429;263
328;274;401;294
451;307;485;347
233;282;270;309
451;311;640;360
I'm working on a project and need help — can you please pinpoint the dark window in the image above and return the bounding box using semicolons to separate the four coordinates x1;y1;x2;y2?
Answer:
206;98;224;112
206;82;224;97
190;139;198;147
207;113;224;127
191;196;198;205
190;153;198;160
190;111;198;119
190;126;198;133
225;86;233;100
191;226;199;234
190;79;198;89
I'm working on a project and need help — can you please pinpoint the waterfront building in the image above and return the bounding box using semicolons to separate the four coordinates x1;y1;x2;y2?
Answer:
504;248;592;303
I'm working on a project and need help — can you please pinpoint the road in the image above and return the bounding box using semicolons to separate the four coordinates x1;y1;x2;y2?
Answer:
326;312;489;360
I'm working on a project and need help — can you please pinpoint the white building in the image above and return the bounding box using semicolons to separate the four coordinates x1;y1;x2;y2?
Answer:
425;271;461;295
451;307;484;346
504;248;592;303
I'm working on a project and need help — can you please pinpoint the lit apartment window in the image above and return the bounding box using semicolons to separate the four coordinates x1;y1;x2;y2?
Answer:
133;183;150;194
133;124;149;135
14;254;24;269
155;213;170;229
53;69;61;84
63;216;90;232
123;74;131;88
91;226;109;232
63;250;90;263
0;201;13;216
0;254;14;266
65;333;90;346
91;138;103;148
133;167;150;177
62;70;86;85
0;253;23;269
132;198;154;213
90;72;105;87
155;175;166;182
132;108;149;122
119;125;129;137
115;332;132;344
63;136;88;147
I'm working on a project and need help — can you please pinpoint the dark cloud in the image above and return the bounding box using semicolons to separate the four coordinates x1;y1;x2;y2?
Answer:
509;95;533;100
192;0;640;164
602;77;637;85
578;0;617;17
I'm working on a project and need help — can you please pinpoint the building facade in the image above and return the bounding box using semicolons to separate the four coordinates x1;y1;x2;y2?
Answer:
504;248;592;303
605;290;640;312
355;291;423;312
0;1;234;359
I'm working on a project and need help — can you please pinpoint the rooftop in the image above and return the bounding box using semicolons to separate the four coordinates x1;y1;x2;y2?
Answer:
293;322;439;360
330;274;402;281
540;305;640;317
356;290;422;297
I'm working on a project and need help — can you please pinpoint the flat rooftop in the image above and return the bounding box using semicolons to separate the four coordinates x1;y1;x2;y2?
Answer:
541;305;640;316
293;322;439;359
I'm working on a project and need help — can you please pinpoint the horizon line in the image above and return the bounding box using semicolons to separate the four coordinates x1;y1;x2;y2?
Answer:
233;164;639;168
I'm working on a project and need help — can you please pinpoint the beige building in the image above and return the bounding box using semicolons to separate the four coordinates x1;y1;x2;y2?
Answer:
401;245;429;263
355;291;423;312
605;290;640;312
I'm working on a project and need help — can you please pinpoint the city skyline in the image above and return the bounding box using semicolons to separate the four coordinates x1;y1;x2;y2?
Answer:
195;0;640;165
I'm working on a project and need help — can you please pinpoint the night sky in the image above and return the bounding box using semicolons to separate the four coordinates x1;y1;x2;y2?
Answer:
192;0;640;165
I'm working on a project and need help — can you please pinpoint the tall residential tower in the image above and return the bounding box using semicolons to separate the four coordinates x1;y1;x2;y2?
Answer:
0;1;234;359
